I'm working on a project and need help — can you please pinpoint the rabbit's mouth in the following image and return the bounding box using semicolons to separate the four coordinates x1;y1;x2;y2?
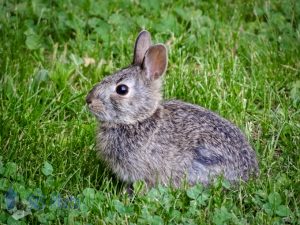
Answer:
86;101;101;115
86;96;105;113
88;109;107;121
87;103;113;122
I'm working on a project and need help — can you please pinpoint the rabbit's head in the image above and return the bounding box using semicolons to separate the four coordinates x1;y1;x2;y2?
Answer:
86;31;168;124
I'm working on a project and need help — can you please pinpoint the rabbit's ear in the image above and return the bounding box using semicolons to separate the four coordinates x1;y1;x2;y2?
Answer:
133;30;152;65
143;44;168;80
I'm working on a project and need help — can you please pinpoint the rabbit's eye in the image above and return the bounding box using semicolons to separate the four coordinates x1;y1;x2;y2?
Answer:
116;84;129;95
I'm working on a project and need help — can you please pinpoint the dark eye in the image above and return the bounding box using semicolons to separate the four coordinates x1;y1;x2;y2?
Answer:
116;84;129;95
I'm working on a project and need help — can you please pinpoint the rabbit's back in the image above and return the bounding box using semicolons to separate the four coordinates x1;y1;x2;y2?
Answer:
161;100;258;184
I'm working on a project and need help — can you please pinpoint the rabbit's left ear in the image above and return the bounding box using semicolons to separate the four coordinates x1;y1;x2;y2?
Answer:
143;44;168;80
133;30;152;65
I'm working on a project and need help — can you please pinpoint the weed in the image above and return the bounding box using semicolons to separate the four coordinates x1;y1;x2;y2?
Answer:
1;0;299;224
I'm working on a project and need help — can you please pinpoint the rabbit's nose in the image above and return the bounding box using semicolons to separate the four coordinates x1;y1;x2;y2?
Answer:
86;93;93;105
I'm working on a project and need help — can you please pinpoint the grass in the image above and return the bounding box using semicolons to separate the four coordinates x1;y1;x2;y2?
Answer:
1;0;300;224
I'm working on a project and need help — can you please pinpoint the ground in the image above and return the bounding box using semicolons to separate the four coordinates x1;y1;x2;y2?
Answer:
0;0;300;224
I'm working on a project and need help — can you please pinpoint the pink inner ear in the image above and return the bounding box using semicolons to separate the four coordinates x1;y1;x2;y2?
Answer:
143;44;168;80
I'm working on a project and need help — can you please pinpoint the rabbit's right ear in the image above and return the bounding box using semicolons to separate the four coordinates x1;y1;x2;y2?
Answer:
142;44;168;80
133;30;152;65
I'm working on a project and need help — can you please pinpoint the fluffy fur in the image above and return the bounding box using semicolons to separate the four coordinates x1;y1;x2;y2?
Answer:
86;30;259;188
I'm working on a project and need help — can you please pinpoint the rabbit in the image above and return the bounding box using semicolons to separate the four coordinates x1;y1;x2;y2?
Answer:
86;30;259;188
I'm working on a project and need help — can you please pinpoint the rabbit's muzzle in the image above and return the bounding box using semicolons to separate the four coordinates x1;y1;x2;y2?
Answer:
86;91;104;112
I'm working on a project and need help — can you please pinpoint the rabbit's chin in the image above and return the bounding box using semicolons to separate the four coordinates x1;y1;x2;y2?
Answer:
93;113;113;123
91;111;134;124
94;111;156;125
91;104;161;124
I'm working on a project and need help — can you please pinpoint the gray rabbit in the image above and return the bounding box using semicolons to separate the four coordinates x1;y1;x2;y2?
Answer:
86;30;259;188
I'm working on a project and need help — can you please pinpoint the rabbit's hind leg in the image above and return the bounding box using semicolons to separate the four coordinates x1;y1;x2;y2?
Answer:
187;145;230;185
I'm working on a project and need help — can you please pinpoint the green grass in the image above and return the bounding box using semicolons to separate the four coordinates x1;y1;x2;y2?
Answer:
1;0;300;224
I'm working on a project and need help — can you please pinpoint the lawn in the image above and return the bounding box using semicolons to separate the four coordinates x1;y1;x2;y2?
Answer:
1;0;300;224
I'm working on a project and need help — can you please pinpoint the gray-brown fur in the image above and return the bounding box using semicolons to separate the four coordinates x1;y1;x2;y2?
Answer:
86;30;259;188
